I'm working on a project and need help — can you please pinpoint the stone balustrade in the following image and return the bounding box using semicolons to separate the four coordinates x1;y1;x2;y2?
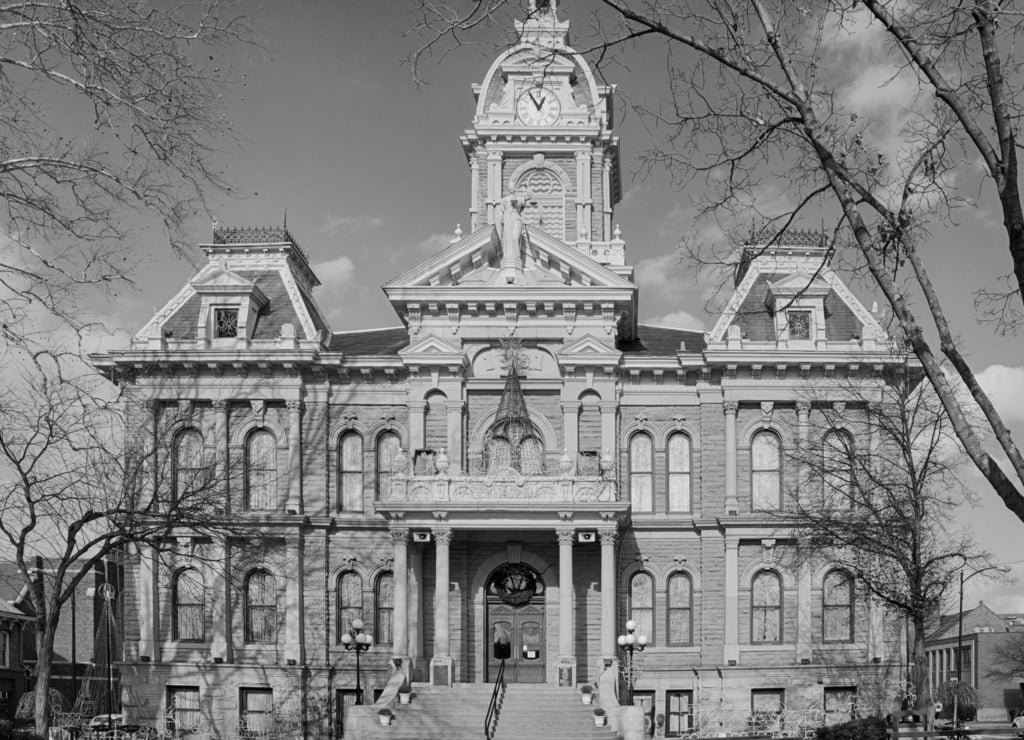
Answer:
385;471;617;504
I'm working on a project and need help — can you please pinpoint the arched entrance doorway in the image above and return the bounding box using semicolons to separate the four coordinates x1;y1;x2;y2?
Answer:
485;562;546;683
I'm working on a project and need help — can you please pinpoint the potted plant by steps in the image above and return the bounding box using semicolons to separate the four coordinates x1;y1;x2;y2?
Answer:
398;680;412;704
378;708;393;726
580;685;595;705
593;707;607;727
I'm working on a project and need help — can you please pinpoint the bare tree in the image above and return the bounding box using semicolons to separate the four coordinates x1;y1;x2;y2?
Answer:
405;0;1024;523
0;355;253;736
988;632;1024;683
0;0;256;351
785;365;984;719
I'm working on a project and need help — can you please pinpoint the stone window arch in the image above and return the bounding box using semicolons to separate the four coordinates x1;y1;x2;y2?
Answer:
375;431;402;501
516;168;566;241
822;430;855;508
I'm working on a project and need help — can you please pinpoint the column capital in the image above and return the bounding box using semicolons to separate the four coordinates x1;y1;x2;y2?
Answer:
723;401;739;415
561;401;581;413
796;400;811;416
487;150;504;161
212;399;229;413
598;528;618;545
556;527;576;546
598;401;618;414
285;400;303;413
407;401;427;412
444;400;465;412
432;527;453;545
390;527;410;543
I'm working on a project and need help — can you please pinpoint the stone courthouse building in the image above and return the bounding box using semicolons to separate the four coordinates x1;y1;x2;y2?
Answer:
94;1;908;736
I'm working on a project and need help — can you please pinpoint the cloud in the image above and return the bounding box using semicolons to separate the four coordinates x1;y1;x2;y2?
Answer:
321;215;384;235
976;364;1024;429
415;233;455;254
312;255;356;293
634;253;682;294
642;310;705;331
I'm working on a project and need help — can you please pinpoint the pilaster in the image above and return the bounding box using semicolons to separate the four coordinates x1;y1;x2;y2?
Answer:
556;526;576;685
285;400;303;514
430;527;454;686
445;401;465;474
391;527;410;660
724;536;739;664
724;402;739;515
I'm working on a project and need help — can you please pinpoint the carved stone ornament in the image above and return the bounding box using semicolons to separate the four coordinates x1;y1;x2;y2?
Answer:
556;528;576;546
406;304;422;335
761;539;777;563
833;401;847;418
723;401;738;416
341;412;358;429
380;413;396;431
598;528;618;546
796;400;811;417
672;414;687;430
760;402;774;428
432;527;453;545
390;527;410;543
559;449;574;477
177;399;195;417
434;448;450;475
249;399;266;420
634;413;648;431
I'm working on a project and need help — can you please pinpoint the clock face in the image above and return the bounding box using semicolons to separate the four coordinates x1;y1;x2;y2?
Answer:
517;87;561;126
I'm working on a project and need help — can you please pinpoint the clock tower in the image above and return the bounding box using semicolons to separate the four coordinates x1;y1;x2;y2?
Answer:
461;0;624;265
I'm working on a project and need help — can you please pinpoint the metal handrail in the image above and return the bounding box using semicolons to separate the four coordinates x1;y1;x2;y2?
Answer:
484;659;506;740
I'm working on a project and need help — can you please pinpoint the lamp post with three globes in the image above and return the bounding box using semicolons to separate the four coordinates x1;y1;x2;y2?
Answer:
340;619;373;705
617;619;648;706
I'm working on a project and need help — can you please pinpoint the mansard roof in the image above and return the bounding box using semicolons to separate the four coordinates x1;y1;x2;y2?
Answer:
327;326;408;355
620;325;707;355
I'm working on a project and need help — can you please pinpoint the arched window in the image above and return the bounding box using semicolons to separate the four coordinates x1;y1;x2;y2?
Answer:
667;572;693;646
338;432;364;513
751;570;783;643
375;571;394;645
629;572;654;644
375;432;402;501
823;570;855;643
337;571;363;642
667;433;692;513
517;167;566;241
173;429;205;503
823;431;855;508
245;429;277;511
244;570;277;643
629;433;654;513
172;568;205;642
751;431;782;510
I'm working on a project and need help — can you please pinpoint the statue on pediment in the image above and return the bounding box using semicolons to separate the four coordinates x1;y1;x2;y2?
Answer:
493;188;532;283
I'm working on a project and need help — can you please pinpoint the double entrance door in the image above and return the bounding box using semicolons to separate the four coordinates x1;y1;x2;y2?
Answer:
485;600;545;683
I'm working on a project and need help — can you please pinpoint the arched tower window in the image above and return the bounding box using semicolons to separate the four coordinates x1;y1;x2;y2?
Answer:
751;570;783;643
517;168;566;241
244;569;277;643
245;429;277;511
172;568;205;642
629;433;654;513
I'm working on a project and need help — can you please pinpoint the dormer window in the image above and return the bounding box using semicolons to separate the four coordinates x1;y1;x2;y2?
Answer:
215;308;239;338
787;311;811;340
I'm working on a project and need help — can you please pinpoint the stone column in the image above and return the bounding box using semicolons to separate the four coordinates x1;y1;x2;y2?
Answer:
135;544;158;660
391;527;410;660
150;400;161;507
407;401;426;456
556;527;576;684
561;401;580;461
285;400;303;514
602;157;612;240
724;402;739;515
724;536;739;664
486;150;503;225
599;401;617;464
210;540;233;663
796;401;811;507
470;156;481;232
445;401;464;474
869;598;885;662
213;400;230;513
284;535;305;664
599;527;618;662
797;560;812;663
409;541;424;678
430;527;454;685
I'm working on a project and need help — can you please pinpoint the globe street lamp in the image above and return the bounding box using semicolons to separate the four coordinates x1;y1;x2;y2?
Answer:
340;618;373;705
954;565;1011;727
617;619;648;707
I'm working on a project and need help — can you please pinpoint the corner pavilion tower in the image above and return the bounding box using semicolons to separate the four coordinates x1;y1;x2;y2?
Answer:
94;1;908;736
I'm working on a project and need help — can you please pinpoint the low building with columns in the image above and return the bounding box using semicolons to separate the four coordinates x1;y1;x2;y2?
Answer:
93;2;908;737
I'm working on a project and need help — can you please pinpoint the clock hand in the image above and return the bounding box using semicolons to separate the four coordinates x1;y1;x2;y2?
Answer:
530;91;543;110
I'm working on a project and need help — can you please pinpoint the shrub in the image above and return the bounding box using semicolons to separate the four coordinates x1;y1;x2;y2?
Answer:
815;716;887;740
580;685;594;695
935;682;979;722
593;708;606;717
377;708;393;718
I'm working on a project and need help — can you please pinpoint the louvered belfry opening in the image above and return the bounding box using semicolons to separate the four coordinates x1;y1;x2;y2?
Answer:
483;339;546;475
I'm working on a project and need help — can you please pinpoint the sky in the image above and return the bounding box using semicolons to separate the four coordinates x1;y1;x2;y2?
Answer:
98;0;1024;614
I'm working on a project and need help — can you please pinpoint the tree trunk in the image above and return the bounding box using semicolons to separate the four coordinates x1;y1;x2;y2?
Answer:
911;617;933;726
34;615;58;738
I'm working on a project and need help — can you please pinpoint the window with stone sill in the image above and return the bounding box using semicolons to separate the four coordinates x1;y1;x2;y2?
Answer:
824;686;857;724
0;630;8;668
375;571;394;645
337;571;363;643
240;688;273;738
338;432;363;513
629;571;654;645
245;429;277;511
667;572;693;646
665;690;694;737
786;310;812;340
244;569;277;643
751;431;782;511
167;686;201;736
667;432;692;513
173;567;205;642
215;307;239;338
751;570;783;643
628;433;654;513
822;569;855;643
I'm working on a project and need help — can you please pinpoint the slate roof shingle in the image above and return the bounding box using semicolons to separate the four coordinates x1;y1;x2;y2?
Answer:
619;324;707;355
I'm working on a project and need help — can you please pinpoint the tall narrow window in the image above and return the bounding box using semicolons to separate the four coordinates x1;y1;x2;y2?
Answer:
245;570;277;643
173;568;205;642
245;430;277;511
167;686;201;736
629;572;654;644
337;571;363;642
629;433;654;513
667;432;692;513
0;631;9;668
173;429;205;503
240;688;274;737
751;431;782;510
338;432;364;513
666;690;693;737
823;570;855;643
375;432;401;501
823;431;855;508
667;572;693;646
751;570;783;643
375;571;394;645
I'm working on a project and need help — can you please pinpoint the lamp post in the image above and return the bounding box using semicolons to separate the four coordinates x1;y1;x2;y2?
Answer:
616;619;648;707
953;565;1011;727
340;618;373;705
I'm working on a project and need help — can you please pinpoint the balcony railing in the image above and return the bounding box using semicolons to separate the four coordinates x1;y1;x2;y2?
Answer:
383;451;618;505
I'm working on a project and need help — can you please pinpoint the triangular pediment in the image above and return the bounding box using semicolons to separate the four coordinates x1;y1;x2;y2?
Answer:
383;224;635;293
558;334;618;356
768;271;831;297
190;264;257;292
398;334;462;357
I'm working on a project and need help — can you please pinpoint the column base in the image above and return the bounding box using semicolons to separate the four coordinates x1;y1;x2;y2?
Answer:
430;655;454;686
556;656;577;687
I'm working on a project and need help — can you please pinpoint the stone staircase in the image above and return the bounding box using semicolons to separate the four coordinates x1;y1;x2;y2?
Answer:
360;683;618;740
